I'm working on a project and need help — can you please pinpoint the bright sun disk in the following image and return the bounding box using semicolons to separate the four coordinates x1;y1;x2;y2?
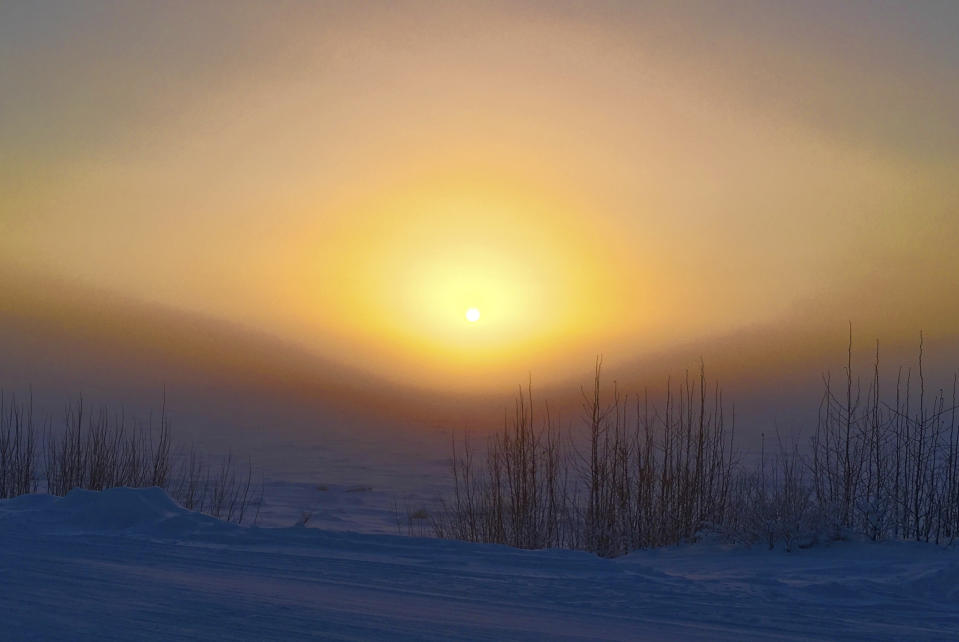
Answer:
465;307;481;323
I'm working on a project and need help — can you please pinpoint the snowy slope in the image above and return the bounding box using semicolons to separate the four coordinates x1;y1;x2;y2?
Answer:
2;488;958;641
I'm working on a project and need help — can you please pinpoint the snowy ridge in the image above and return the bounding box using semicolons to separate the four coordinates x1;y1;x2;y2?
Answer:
0;487;228;537
2;488;958;640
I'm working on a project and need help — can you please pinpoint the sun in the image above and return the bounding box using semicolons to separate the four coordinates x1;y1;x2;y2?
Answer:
465;307;481;323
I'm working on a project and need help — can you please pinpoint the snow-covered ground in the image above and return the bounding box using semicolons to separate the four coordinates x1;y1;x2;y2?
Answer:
3;487;958;640
240;428;452;534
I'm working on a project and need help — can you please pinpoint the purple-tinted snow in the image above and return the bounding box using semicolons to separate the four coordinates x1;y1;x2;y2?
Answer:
2;487;957;640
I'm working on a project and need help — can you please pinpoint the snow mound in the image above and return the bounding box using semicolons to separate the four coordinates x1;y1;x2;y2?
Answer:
0;487;229;537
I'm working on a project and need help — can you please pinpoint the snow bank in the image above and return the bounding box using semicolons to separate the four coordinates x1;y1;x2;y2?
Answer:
0;486;229;537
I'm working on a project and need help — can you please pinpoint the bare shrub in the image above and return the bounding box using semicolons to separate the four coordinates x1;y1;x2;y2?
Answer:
0;391;260;525
44;397;173;495
435;379;574;549
437;360;737;556
168;447;260;524
812;329;959;543
0;390;39;498
438;328;959;555
728;433;817;551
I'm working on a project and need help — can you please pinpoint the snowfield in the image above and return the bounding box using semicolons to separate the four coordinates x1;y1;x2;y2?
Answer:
2;487;958;641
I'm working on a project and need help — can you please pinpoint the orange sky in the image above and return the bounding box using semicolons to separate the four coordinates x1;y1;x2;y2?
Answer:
3;1;958;394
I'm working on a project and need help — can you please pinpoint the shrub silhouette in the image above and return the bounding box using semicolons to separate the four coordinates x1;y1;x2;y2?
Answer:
438;329;959;554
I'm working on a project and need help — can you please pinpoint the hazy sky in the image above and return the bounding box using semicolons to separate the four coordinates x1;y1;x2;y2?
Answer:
3;1;959;393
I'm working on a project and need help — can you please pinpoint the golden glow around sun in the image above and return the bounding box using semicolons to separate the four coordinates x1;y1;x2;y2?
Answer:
294;175;646;389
